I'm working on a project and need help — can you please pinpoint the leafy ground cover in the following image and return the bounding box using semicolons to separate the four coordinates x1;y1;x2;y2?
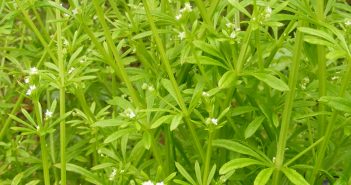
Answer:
1;0;351;184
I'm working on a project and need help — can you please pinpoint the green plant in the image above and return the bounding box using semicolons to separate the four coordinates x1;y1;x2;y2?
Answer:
1;0;351;185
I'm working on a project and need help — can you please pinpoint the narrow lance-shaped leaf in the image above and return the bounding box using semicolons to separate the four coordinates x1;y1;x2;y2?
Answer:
219;158;262;175
254;168;274;185
250;73;289;91
175;162;197;185
245;116;265;139
281;168;309;185
319;96;351;113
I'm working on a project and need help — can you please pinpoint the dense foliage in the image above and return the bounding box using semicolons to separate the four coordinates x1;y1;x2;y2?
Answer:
1;0;351;184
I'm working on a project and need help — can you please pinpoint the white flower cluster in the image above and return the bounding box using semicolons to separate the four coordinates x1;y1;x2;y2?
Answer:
123;108;136;119
178;32;186;40
26;85;36;96
142;83;155;91
265;6;272;18
109;168;117;181
142;180;164;185
45;109;53;119
175;3;192;20
300;77;310;90
345;19;351;26
206;117;218;125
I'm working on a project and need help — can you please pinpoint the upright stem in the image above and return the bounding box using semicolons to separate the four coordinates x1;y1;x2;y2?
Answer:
273;22;304;185
203;130;214;185
142;0;205;161
316;0;327;138
193;0;212;28
34;101;50;185
310;57;351;184
55;1;66;184
92;0;142;108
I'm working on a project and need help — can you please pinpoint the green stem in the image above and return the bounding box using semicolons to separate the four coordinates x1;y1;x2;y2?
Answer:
193;0;212;28
92;0;142;108
316;0;327;138
273;22;304;185
142;0;205;161
34;101;50;185
285;137;324;167
14;0;57;63
55;1;66;184
310;57;351;184
203;130;214;185
40;135;51;185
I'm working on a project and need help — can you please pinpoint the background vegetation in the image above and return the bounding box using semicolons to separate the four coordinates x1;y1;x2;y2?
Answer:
1;0;351;184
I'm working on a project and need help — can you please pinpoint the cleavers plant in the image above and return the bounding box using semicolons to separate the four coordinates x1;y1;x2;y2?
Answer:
1;0;351;185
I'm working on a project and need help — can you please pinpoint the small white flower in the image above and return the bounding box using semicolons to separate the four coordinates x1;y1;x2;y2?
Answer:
147;85;155;92
178;32;186;40
183;3;192;12
345;19;351;26
93;15;98;20
142;181;154;185
272;157;276;163
265;6;272;18
72;8;78;15
45;110;53;118
156;182;164;185
142;83;148;89
226;22;233;28
211;118;218;125
202;91;210;97
26;85;36;96
64;13;70;18
175;13;182;20
124;108;136;119
29;67;38;75
109;168;117;181
68;67;75;74
63;39;69;46
36;125;40;131
230;31;236;39
24;77;30;84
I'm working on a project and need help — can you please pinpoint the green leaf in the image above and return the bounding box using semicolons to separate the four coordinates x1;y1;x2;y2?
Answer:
175;162;197;185
142;131;152;150
250;73;289;91
193;40;224;60
219;158;262;174
93;119;124;127
319;96;351;113
11;173;23;185
55;163;102;185
161;79;179;104
228;0;252;17
212;139;263;161
232;106;257;116
170;114;183;131
151;115;173;129
218;71;237;89
206;164;217;185
254;168;274;185
104;128;134;143
194;161;202;185
25;180;40;185
245;116;265;139
281;168;309;185
298;27;335;43
91;163;115;171
187;56;228;69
